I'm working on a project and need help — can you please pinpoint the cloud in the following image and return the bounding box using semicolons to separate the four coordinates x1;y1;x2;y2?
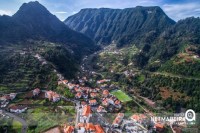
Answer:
54;11;68;14
162;2;200;21
0;10;12;16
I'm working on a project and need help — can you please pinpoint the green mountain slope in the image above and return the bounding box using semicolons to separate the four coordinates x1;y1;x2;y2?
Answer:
65;6;175;46
0;1;98;92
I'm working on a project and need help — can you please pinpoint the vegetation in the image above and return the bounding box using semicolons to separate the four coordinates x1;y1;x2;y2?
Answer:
0;117;19;133
65;6;175;46
111;90;132;102
23;106;75;133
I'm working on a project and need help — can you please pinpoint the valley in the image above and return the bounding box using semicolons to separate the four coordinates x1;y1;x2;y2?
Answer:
0;1;200;133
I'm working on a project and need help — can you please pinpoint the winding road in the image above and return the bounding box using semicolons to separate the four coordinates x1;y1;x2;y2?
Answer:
1;109;28;133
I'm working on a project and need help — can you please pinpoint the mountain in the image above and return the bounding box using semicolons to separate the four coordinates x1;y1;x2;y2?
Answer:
137;17;200;68
64;6;175;46
0;1;98;57
0;1;98;92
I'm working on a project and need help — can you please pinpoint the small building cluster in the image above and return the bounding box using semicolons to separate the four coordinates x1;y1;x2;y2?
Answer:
9;105;28;113
0;93;17;108
45;90;60;102
64;123;104;133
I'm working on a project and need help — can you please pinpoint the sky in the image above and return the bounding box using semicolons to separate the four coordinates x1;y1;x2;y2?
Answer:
0;0;200;21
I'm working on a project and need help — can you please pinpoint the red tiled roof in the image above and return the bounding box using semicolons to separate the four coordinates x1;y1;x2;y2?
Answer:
63;80;68;83
97;106;104;112
78;123;85;127
155;123;164;129
1;95;11;100
94;125;104;133
85;123;96;131
64;126;74;133
117;113;124;118
131;114;140;121
103;90;109;95
90;92;97;97
82;105;92;116
76;92;82;97
102;99;109;106
115;100;121;105
89;99;97;104
9;105;27;110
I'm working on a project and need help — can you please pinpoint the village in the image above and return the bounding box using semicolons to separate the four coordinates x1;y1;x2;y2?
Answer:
0;45;188;133
0;74;170;133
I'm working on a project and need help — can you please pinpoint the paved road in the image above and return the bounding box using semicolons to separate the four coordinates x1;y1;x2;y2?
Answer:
2;110;28;133
75;102;80;127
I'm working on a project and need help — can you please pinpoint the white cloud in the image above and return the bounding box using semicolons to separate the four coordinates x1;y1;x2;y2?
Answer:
54;11;68;14
162;3;200;21
0;10;12;16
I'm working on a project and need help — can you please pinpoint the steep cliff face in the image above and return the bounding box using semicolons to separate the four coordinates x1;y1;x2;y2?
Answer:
65;6;175;46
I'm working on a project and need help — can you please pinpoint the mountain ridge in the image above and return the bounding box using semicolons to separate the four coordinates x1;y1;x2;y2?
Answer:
65;6;175;46
0;1;98;58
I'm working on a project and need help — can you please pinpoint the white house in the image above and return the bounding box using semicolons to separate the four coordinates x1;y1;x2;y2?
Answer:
33;88;40;96
10;105;27;113
9;93;17;100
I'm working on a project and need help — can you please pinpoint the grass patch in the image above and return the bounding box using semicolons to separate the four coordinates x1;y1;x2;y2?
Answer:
137;74;145;83
12;120;22;133
111;90;132;102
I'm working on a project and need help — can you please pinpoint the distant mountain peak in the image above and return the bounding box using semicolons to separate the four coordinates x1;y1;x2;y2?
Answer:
0;1;96;57
20;1;43;9
13;1;50;17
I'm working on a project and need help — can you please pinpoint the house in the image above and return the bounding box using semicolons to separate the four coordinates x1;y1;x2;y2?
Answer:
112;113;124;127
97;106;107;113
117;113;124;119
100;84;108;89
81;101;87;107
45;90;60;102
154;123;164;132
90;92;97;98
85;123;96;133
64;125;74;133
68;123;104;133
77;123;86;133
9;105;27;113
9;93;17;100
89;99;98;106
114;100;122;109
131;114;147;124
0;101;9;108
75;87;82;92
108;97;114;105
62;80;69;84
67;83;76;90
75;92;82;99
33;88;40;96
0;95;11;101
102;98;109;107
79;79;84;83
58;81;63;85
52;93;60;102
97;79;110;84
131;114;140;123
82;93;88;99
94;125;105;133
82;105;92;122
103;90;109;97
95;88;100;92
90;89;98;93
